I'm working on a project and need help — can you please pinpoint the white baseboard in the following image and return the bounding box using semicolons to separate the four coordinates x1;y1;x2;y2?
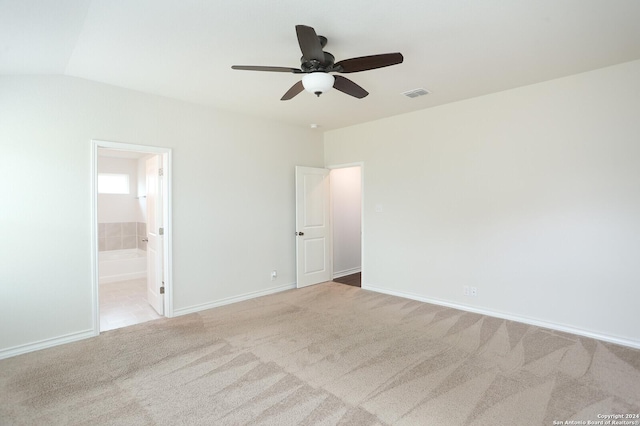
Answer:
333;267;361;279
363;284;640;350
173;282;297;317
0;329;97;360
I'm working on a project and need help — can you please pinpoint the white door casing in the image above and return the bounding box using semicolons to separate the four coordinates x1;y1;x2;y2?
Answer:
146;155;164;315
295;166;332;288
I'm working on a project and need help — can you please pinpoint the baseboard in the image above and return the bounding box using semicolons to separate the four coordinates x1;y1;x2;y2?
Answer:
333;267;361;279
0;329;97;360
173;282;297;317
363;284;640;350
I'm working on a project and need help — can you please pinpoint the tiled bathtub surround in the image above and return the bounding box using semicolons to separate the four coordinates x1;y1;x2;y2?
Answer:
98;222;147;251
137;222;146;250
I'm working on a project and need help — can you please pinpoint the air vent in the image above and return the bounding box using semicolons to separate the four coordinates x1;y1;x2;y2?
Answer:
402;88;430;98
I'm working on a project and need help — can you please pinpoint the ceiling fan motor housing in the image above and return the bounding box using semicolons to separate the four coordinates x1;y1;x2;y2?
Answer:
300;51;335;72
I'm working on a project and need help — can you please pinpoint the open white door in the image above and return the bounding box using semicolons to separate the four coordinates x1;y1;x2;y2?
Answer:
295;166;332;288
146;155;164;315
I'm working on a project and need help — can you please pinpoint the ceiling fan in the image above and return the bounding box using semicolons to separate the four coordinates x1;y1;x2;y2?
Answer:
231;25;404;100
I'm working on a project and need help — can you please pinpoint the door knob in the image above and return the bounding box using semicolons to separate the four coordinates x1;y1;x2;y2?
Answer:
296;232;304;236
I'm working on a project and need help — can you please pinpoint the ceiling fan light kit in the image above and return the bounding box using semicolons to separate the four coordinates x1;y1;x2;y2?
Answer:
231;25;404;100
302;72;335;96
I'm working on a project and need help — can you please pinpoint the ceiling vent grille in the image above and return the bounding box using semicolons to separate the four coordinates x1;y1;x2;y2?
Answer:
402;88;430;98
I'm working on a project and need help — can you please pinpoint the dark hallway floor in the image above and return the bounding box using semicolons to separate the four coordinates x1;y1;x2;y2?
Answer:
333;272;361;287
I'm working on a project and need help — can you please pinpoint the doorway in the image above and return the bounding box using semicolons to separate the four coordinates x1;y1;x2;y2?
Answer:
330;165;362;287
294;164;363;288
91;140;172;334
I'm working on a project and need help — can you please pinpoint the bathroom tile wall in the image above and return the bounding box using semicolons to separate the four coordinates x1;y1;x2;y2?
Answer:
98;222;147;251
137;222;147;251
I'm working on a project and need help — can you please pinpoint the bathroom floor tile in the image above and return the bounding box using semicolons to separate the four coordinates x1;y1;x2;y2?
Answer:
99;278;162;332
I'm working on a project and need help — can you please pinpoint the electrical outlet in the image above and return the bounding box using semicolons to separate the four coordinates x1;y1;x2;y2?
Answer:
463;286;470;296
271;270;277;281
470;286;477;296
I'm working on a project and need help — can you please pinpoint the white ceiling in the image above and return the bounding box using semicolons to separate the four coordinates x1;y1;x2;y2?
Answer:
2;0;640;130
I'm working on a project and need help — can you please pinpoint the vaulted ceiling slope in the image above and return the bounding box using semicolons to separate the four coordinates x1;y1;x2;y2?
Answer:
2;0;640;130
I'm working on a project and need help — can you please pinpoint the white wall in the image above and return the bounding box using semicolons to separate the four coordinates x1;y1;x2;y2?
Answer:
330;167;361;277
97;156;140;223
324;60;640;347
0;75;323;356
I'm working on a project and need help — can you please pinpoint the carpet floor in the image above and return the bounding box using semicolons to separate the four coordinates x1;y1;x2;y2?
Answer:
1;282;639;425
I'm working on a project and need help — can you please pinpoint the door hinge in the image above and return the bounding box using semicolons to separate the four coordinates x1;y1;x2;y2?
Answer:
159;227;164;235
160;281;165;294
158;167;164;176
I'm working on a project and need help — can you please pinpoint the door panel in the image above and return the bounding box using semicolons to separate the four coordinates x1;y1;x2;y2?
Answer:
296;166;332;288
146;155;164;315
304;238;327;273
303;173;326;226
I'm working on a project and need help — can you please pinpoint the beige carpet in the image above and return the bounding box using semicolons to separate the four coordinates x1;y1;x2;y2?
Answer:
1;282;639;425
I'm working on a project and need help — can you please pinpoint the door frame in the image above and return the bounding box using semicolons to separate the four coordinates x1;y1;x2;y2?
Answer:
90;139;173;335
327;162;364;287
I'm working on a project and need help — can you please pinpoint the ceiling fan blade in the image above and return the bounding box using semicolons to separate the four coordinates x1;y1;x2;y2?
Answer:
333;75;368;99
232;65;302;73
334;53;404;73
295;25;325;62
281;81;304;101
